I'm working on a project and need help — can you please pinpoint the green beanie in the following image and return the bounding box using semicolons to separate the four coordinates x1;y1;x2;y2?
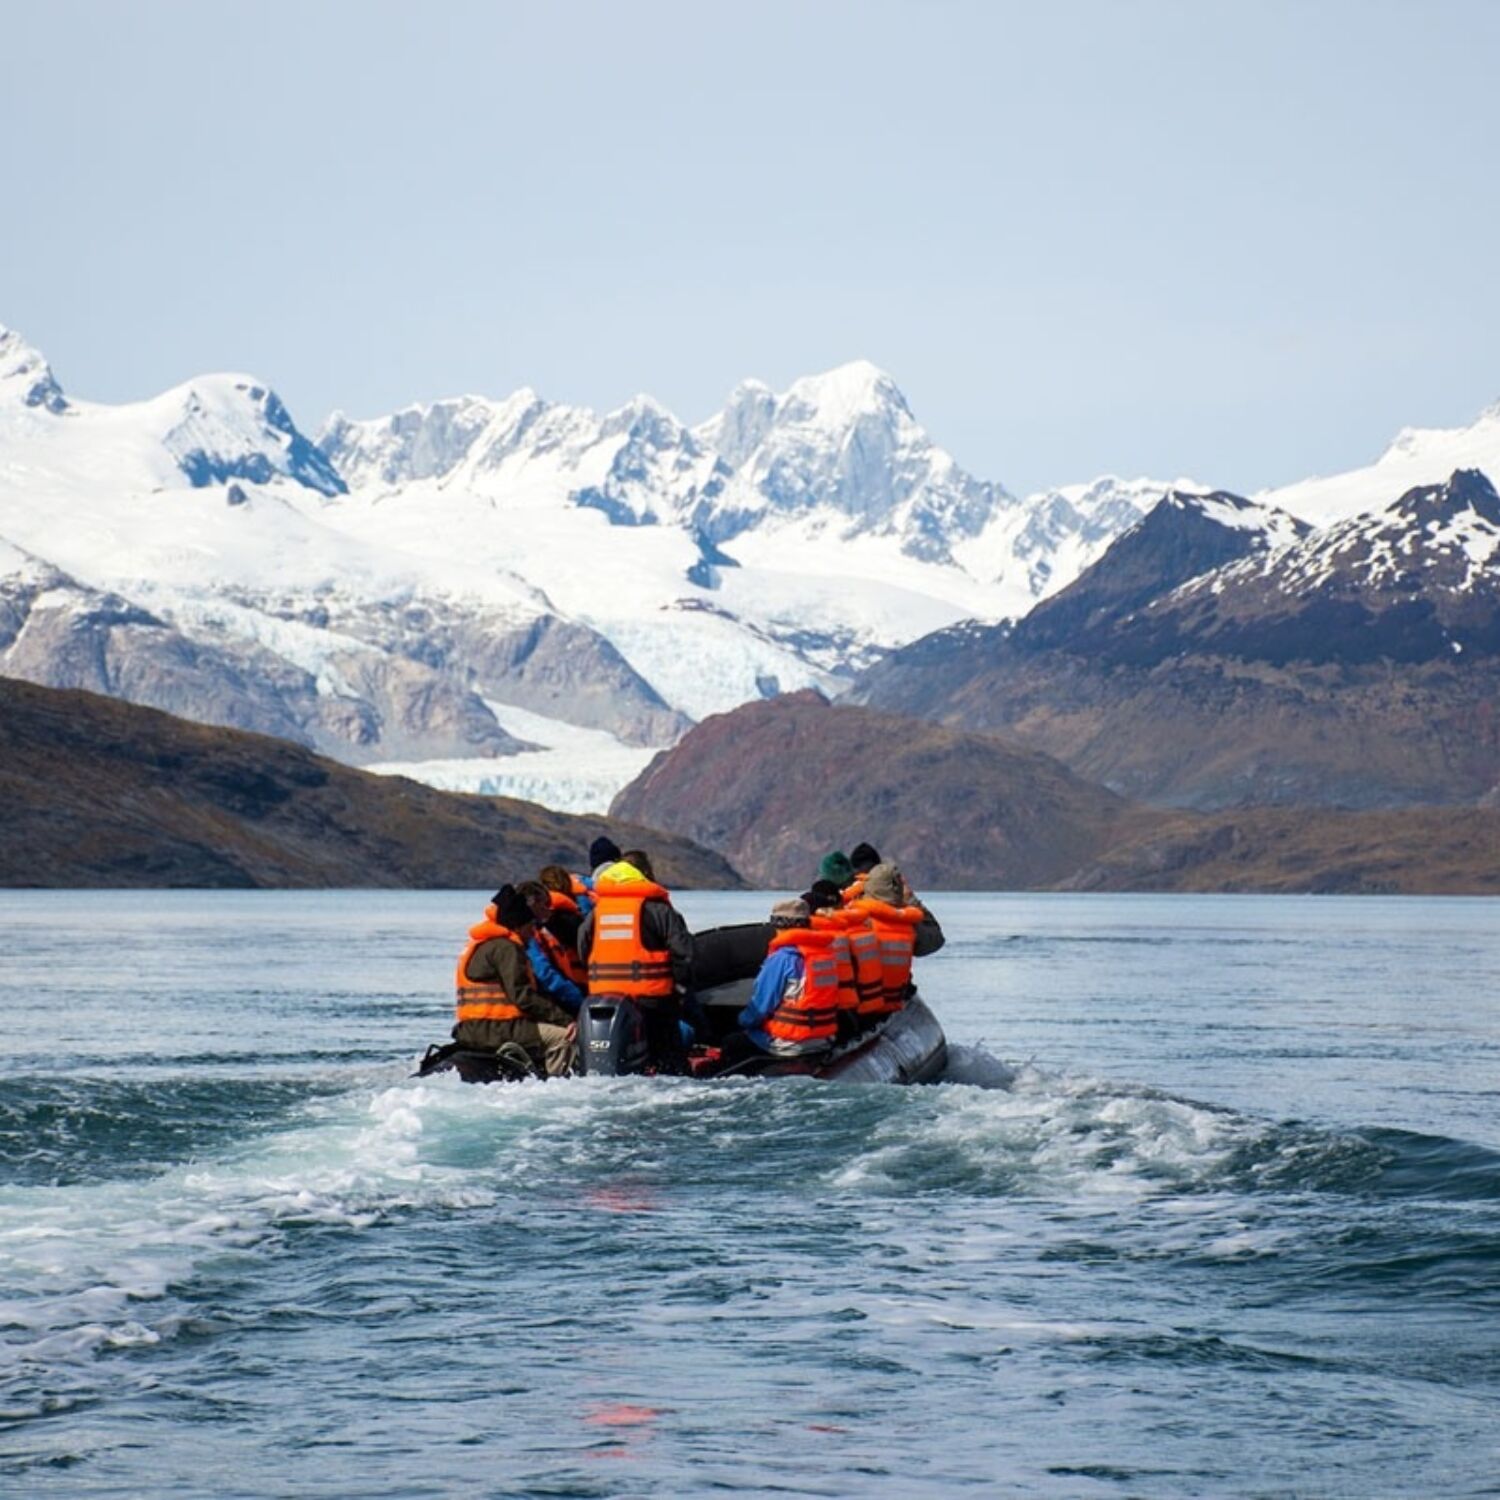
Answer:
818;850;854;887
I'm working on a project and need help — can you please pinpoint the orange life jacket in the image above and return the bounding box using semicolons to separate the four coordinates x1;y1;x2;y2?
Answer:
841;872;869;905
809;910;865;1012
454;905;525;1024
536;924;587;990
846;897;922;1013
542;890;589;987
762;928;840;1046
567;873;590;901
816;906;882;1014
586;864;675;1000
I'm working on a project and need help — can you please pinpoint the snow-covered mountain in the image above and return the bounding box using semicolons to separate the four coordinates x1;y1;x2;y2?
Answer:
849;472;1500;808
1163;468;1500;662
1260;398;1500;526
0;320;1175;808
6;313;1498;813
315;360;1169;697
0;325;681;780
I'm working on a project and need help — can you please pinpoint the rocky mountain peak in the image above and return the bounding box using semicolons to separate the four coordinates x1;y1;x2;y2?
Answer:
0;325;68;415
1014;488;1307;651
704;379;777;468
691;361;1009;557
599;392;688;447
318;394;505;489
777;359;911;428
1389;467;1500;527
157;375;346;497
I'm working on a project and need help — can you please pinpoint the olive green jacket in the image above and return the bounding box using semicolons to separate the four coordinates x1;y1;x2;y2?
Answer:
458;935;573;1037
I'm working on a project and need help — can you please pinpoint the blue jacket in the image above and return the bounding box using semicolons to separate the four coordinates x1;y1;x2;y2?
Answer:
739;946;803;1052
526;936;584;1016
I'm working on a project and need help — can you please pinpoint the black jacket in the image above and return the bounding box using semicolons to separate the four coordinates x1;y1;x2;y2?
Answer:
912;901;945;958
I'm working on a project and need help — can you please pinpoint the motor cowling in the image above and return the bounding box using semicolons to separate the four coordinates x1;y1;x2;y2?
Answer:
576;996;651;1076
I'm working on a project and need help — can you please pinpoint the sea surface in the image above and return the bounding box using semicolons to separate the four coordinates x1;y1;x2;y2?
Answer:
1;891;1497;1498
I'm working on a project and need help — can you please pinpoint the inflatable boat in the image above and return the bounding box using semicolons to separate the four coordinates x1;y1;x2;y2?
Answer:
415;922;948;1086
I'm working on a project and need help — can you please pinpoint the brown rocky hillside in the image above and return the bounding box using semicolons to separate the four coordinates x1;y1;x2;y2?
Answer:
613;692;1133;889
0;677;741;889
611;693;1500;893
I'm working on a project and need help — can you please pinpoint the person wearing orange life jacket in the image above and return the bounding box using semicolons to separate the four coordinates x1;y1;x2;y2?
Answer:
537;865;587;937
532;870;591;982
840;842;880;904
518;880;586;1016
577;849;694;1073
454;884;577;1077
844;862;927;1016
539;863;594;922
803;880;870;1041
732;898;840;1060
842;842;945;957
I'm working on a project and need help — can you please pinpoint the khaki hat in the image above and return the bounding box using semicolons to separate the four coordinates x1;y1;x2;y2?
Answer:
770;897;810;926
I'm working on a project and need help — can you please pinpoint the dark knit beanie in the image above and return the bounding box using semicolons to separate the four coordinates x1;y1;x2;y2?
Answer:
588;835;622;870
804;879;842;912
849;842;882;874
491;884;533;931
818;850;854;887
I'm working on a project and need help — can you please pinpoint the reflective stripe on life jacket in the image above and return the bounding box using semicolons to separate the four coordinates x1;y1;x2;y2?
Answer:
808;911;860;1012
454;906;525;1024
586;863;675;999
762;928;839;1045
846;897;922;1014
813;908;884;1015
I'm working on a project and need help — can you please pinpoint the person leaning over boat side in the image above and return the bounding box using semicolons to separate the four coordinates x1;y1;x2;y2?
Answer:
845;863;925;1016
454;884;577;1077
842;841;944;956
578;849;694;1073
727;897;840;1064
517;880;585;1018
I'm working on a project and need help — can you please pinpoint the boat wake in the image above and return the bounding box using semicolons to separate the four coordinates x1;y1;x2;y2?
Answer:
3;1052;1498;1429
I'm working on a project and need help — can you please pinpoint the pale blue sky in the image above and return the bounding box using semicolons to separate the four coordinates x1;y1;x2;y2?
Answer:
3;0;1497;494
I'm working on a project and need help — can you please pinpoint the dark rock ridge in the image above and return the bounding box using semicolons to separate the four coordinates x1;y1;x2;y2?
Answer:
1014;489;1309;655
0;678;742;889
850;473;1500;808
610;692;1500;893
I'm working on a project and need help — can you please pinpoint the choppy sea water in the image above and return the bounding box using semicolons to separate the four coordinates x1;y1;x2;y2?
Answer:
1;890;1497;1498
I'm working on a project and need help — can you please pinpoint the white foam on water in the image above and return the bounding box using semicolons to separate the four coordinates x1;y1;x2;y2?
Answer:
832;1056;1265;1199
0;1068;575;1371
0;1064;811;1377
0;1052;1316;1386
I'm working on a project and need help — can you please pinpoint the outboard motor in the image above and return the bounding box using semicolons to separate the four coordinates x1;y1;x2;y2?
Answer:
576;996;651;1076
